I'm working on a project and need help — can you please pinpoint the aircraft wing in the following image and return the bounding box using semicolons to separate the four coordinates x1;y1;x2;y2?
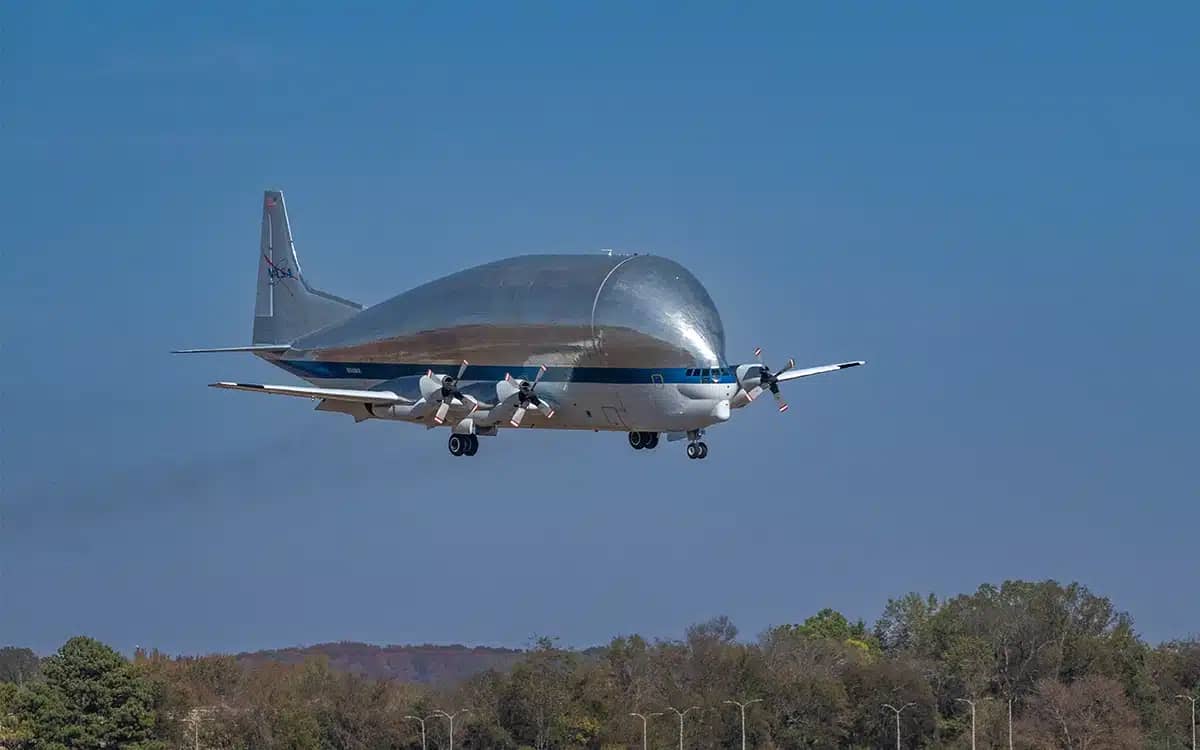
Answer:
209;382;408;405
172;345;292;354
776;361;865;382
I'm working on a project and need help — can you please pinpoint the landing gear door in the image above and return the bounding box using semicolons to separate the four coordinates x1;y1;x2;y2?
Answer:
602;406;625;427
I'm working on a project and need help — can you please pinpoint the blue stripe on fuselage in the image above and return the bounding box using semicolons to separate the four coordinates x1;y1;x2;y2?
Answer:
273;360;737;385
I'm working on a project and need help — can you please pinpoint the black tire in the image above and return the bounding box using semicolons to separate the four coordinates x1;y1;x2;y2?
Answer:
686;443;699;459
645;432;660;449
464;435;479;456
628;432;645;450
448;434;466;456
697;441;708;459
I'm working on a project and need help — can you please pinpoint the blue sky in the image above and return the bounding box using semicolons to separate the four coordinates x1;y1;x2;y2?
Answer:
2;2;1196;655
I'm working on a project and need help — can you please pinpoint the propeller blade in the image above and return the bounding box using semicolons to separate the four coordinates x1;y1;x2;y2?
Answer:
531;395;555;419
510;405;526;428
747;386;762;401
531;364;548;389
456;359;469;380
772;388;790;413
778;357;795;375
753;346;763;364
433;401;450;425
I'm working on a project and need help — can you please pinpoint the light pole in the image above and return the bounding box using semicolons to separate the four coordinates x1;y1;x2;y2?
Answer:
723;699;763;750
1007;696;1017;750
630;711;662;750
1178;694;1197;750
404;714;437;750
956;698;989;750
433;708;470;750
882;702;916;750
665;705;700;750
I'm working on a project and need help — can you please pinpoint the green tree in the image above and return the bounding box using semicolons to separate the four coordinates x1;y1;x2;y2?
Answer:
23;636;162;750
0;681;36;749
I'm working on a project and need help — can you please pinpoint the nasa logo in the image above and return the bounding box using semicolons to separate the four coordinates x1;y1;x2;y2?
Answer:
263;253;296;284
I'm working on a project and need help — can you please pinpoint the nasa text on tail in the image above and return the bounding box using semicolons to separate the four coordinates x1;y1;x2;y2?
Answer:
175;191;864;460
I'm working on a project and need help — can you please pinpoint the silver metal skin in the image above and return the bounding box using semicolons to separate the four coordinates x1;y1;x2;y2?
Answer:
265;252;737;433
294;253;726;369
185;191;865;452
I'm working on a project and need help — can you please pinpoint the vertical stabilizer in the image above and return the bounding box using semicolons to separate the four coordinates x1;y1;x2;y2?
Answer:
253;190;362;345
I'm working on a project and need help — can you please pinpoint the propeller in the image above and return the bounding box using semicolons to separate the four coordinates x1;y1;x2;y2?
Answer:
741;347;796;413
498;365;556;427
419;360;476;425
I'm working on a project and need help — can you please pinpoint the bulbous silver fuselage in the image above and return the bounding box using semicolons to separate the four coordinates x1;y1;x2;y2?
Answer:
293;253;727;369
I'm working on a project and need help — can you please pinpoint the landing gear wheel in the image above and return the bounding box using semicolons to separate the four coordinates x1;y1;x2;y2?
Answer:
448;434;466;456
644;432;659;449
687;443;700;460
696;441;708;459
464;435;479;456
628;431;646;450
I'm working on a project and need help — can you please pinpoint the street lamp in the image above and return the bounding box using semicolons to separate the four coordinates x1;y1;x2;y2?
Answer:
433;708;471;750
1178;694;1197;750
723;699;763;750
630;711;662;750
882;702;916;750
665;705;700;750
955;697;989;750
404;714;437;750
1007;697;1015;750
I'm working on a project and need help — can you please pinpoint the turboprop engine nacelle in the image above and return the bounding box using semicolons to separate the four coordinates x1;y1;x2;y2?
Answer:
365;403;419;420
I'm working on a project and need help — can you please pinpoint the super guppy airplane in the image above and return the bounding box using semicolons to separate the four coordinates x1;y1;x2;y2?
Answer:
176;191;864;459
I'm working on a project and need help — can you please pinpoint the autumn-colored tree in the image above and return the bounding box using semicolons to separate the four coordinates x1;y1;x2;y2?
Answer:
1020;675;1143;749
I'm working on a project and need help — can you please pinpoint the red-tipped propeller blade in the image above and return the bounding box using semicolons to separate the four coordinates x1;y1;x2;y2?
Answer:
433;401;451;425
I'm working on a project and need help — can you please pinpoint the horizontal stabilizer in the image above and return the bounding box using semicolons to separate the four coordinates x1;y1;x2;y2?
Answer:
776;360;865;383
210;382;406;405
172;345;291;354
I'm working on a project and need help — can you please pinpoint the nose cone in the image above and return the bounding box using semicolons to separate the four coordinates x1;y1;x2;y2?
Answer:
592;255;726;367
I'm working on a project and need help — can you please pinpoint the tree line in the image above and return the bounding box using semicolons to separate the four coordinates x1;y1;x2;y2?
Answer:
1;579;1197;749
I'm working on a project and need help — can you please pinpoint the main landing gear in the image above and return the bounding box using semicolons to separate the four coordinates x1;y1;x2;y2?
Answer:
448;433;479;457
686;441;709;460
627;431;659;450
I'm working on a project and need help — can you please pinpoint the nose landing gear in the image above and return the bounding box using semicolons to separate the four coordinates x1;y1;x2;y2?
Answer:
448;434;479;456
686;441;709;460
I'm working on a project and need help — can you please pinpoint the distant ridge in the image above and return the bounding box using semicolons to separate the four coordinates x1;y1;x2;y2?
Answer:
235;641;525;685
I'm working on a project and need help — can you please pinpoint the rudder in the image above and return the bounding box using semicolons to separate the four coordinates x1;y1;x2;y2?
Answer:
253;190;362;345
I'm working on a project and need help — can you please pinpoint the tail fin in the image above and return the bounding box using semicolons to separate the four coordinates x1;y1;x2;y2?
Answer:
253;190;362;345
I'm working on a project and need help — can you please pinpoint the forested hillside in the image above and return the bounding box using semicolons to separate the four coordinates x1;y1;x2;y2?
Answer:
1;580;1197;749
235;642;525;685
